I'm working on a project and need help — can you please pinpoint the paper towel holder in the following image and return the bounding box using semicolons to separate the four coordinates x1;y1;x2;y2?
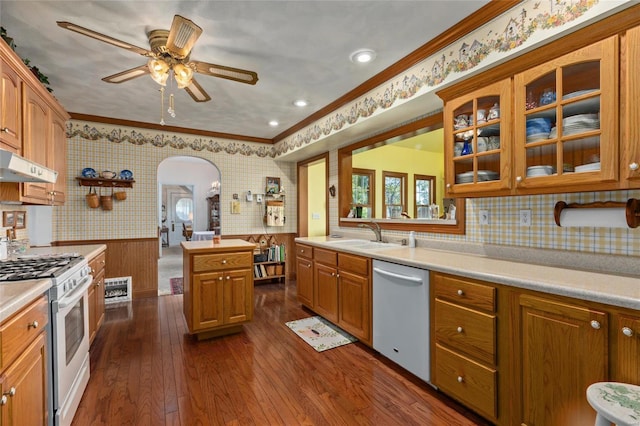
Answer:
554;198;640;228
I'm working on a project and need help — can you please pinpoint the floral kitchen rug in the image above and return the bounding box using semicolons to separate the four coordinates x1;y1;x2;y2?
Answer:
285;316;357;352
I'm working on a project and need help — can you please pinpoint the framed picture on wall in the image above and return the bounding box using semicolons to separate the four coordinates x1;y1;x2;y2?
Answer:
2;211;14;227
15;211;26;229
266;177;280;194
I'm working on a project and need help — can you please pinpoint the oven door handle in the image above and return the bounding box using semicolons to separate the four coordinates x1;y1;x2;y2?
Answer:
55;275;93;311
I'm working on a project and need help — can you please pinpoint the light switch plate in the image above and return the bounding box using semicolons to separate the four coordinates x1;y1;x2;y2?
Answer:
256;194;263;203
479;210;490;225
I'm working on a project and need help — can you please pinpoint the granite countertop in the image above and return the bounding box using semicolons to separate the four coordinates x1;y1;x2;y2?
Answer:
0;244;106;323
296;236;640;310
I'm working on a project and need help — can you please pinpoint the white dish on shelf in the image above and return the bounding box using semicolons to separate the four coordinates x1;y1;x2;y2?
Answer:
563;89;598;100
526;132;550;142
574;162;601;172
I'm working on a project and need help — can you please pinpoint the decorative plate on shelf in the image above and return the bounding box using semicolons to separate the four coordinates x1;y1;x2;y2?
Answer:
81;167;97;178
119;169;133;180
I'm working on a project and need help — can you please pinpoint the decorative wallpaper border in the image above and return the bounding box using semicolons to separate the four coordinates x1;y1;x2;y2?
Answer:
276;0;627;157
66;121;279;158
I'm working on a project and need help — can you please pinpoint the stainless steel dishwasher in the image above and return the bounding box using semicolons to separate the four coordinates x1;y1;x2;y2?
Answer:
373;259;430;383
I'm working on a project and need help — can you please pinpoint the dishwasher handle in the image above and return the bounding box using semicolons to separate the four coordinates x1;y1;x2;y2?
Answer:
373;267;424;285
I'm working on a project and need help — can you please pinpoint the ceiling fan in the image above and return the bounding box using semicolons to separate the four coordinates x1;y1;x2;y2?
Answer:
57;15;259;103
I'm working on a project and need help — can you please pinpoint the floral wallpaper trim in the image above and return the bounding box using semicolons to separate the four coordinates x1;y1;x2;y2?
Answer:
66;121;279;158
276;0;608;157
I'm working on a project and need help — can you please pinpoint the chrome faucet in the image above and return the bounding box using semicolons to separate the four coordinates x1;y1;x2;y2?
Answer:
358;222;382;242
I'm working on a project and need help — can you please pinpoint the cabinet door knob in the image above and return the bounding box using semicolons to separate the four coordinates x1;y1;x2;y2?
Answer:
226;276;231;280
457;326;463;333
1;127;9;133
446;183;451;189
457;289;464;296
222;260;227;264
28;320;39;329
457;376;464;383
622;327;634;337
0;395;6;405
3;387;16;397
516;176;523;183
218;277;223;281
590;320;601;330
630;162;639;171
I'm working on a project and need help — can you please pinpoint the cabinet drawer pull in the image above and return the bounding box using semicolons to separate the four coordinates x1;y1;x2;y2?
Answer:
222;260;227;264
622;327;634;337
28;320;39;329
0;395;6;405
457;289;464;296
457;326;463;333
590;320;601;330
457;376;464;383
630;162;639;171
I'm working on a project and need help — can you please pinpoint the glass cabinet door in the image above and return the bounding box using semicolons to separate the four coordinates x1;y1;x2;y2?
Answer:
513;36;618;190
445;78;511;196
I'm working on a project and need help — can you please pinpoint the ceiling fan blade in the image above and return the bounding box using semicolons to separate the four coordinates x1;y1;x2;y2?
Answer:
102;64;150;83
192;61;258;85
184;78;212;103
57;21;152;56
165;15;203;59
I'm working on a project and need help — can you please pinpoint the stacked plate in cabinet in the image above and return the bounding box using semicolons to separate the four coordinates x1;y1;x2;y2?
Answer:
526;165;555;177
455;170;499;184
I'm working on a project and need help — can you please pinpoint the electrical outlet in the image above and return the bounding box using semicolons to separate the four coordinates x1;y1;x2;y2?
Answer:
520;209;532;226
479;210;490;225
311;212;320;220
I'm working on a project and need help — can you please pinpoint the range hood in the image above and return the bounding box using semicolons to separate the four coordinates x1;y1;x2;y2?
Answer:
0;150;57;184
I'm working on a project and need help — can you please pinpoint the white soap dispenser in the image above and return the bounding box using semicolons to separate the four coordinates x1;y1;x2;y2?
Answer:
409;231;416;248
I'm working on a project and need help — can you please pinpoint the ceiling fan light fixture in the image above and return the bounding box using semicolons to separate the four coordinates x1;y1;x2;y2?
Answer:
148;58;170;85
350;49;376;64
293;99;308;107
173;63;194;89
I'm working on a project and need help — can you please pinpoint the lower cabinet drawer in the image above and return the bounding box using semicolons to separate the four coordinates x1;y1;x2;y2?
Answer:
0;295;48;370
193;252;252;272
434;343;497;421
434;299;496;365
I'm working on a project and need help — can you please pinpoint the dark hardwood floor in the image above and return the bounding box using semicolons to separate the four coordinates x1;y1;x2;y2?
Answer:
72;281;490;425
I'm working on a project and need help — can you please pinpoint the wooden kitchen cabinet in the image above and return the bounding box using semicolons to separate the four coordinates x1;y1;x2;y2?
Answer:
443;78;512;197
312;247;371;345
182;240;254;340
295;244;314;307
0;60;21;152
431;272;498;422
513;36;618;193
0;39;70;205
518;294;607;426
610;311;640;384
0;295;48;426
621;25;640;188
88;248;106;345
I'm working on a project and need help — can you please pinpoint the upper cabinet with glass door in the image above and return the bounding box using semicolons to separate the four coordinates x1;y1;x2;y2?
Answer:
513;36;618;192
443;78;512;197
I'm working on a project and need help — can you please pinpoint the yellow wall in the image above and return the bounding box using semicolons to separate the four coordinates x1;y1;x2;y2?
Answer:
307;161;326;236
352;129;445;217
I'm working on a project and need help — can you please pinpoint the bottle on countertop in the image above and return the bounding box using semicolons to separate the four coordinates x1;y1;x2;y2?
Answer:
409;231;416;248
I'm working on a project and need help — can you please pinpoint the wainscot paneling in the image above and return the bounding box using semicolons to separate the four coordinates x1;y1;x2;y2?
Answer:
55;238;158;299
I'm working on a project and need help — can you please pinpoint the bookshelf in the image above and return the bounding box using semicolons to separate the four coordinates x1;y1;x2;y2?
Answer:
254;243;286;283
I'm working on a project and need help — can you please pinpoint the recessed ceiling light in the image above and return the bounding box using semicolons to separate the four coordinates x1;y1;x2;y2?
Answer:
350;49;376;64
268;120;279;127
293;99;308;107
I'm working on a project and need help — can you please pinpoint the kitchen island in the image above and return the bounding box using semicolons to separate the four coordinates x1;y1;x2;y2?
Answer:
181;239;255;340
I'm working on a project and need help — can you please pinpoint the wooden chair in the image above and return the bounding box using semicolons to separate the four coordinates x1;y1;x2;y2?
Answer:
182;223;193;241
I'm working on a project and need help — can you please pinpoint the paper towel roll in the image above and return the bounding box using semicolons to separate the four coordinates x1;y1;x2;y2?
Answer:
559;207;628;228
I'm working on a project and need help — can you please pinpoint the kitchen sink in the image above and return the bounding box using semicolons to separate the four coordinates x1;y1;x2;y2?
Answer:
324;239;401;250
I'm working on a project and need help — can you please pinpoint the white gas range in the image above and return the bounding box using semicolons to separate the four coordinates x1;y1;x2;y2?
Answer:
0;253;92;426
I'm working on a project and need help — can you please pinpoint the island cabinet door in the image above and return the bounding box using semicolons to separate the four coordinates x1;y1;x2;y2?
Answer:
518;295;607;426
223;269;253;324
192;272;225;330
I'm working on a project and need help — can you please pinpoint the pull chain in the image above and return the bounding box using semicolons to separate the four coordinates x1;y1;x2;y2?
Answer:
159;87;165;126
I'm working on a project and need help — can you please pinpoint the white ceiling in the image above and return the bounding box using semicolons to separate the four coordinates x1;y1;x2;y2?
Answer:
1;1;490;140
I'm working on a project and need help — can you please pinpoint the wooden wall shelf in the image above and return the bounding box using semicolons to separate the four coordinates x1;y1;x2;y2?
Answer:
76;177;135;188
